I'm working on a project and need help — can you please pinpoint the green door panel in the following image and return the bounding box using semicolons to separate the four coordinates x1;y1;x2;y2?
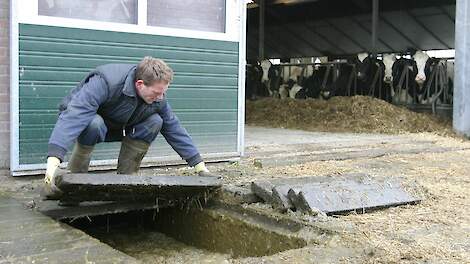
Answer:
18;24;240;165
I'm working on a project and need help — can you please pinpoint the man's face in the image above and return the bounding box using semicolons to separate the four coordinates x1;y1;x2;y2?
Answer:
135;80;168;104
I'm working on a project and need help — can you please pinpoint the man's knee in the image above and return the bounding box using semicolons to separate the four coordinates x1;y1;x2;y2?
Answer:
145;114;163;134
130;114;163;143
78;115;107;145
88;115;106;132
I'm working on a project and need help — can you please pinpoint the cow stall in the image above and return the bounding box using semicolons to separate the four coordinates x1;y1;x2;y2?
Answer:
245;0;457;120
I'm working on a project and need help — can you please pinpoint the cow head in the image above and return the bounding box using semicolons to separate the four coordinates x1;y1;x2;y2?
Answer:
356;52;369;80
382;53;397;84
357;53;368;63
289;66;303;83
413;50;430;85
260;59;272;83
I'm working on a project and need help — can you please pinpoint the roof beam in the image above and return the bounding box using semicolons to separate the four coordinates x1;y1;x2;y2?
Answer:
258;0;265;59
250;28;292;58
266;26;309;57
325;19;368;52
380;15;421;51
405;10;451;49
350;16;395;52
283;24;326;55
371;0;379;56
266;7;323;56
438;5;455;24
302;22;348;54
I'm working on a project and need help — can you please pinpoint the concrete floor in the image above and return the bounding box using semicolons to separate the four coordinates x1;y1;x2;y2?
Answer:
1;126;469;263
244;126;410;147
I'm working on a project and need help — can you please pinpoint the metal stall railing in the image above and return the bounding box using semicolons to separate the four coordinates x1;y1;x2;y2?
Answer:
275;61;358;99
393;58;453;119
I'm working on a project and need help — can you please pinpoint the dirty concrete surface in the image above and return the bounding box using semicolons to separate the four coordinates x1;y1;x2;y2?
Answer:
147;127;470;264
1;126;469;263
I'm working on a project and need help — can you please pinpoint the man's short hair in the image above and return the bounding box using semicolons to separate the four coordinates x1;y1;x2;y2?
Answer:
136;56;174;85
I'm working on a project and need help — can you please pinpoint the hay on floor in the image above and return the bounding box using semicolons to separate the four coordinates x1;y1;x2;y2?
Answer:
246;96;453;136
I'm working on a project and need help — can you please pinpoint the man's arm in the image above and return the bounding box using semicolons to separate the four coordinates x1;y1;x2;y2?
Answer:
48;75;108;161
159;101;203;167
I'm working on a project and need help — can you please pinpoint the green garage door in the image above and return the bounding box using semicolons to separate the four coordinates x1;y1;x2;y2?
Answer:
18;23;240;166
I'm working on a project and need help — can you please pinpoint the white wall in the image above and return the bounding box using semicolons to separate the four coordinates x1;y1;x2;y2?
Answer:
0;0;9;170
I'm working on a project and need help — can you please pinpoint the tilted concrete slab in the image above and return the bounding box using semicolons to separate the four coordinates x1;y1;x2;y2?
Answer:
54;173;222;203
288;177;420;215
251;175;338;205
252;174;420;214
250;181;275;203
0;195;138;263
37;199;173;220
271;185;294;210
253;174;369;211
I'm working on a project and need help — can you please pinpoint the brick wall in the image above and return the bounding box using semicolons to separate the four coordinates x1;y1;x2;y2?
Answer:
0;0;9;170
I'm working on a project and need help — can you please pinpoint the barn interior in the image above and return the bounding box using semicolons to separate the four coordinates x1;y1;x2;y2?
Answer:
247;0;455;59
245;0;457;123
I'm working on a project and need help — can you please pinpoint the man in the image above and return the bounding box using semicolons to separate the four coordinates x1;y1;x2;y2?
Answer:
43;56;214;198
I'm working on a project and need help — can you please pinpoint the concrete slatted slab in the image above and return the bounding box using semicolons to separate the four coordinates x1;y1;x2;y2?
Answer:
54;173;222;203
37;199;173;220
252;174;368;210
252;174;420;214
250;181;276;204
0;195;137;263
272;185;295;210
251;175;338;203
288;178;420;215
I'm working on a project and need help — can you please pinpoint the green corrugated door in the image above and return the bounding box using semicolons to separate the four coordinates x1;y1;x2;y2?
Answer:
18;24;239;165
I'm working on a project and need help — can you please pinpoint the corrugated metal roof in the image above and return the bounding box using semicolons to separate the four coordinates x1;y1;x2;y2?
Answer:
247;0;456;59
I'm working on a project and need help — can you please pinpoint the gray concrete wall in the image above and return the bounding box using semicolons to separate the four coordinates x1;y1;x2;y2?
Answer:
454;0;470;137
0;0;9;170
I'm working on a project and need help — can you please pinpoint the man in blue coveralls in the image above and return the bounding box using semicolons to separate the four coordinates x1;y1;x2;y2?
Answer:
43;56;214;198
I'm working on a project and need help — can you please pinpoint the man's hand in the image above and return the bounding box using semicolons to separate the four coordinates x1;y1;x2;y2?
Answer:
41;157;64;200
194;161;209;175
44;157;60;185
194;162;220;178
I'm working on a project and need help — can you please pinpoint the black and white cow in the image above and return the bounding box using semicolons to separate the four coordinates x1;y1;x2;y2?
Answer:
382;53;396;85
412;50;454;105
413;50;430;87
333;62;357;98
278;66;306;99
420;57;445;104
260;59;282;98
356;54;392;102
299;68;324;99
390;57;419;104
297;56;363;100
446;60;454;104
245;62;265;100
422;58;455;105
321;53;379;99
311;64;337;99
286;79;305;99
356;52;369;90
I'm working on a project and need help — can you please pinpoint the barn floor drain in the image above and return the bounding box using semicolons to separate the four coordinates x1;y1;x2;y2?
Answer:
66;204;308;258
